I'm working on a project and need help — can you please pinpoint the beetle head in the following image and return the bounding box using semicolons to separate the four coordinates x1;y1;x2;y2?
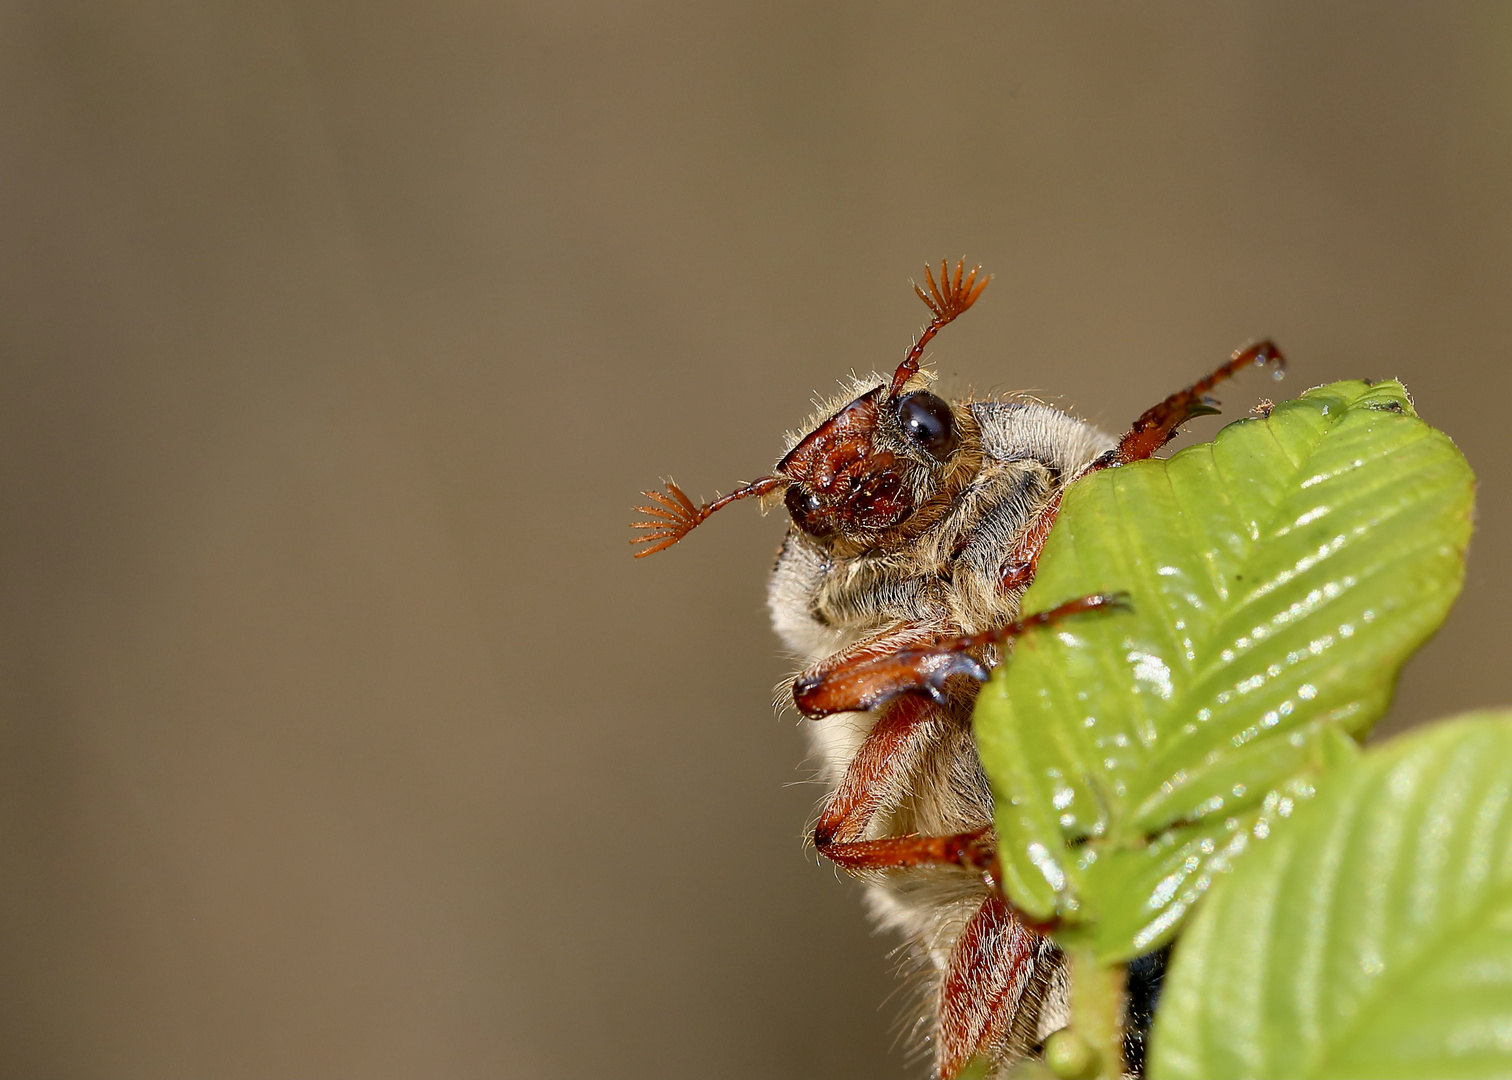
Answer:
774;382;969;545
631;260;988;558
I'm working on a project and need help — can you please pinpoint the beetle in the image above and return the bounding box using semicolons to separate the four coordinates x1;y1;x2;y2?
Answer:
632;261;1282;1078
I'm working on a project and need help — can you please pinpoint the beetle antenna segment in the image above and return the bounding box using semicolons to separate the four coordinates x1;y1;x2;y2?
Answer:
889;259;991;398
631;475;786;557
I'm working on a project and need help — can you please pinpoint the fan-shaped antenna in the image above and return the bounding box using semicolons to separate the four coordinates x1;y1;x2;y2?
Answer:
889;259;991;398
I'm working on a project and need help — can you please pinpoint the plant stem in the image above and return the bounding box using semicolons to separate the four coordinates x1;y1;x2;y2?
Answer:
1069;944;1124;1080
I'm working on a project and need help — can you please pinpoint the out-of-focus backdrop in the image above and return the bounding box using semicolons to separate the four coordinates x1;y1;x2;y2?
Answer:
0;3;1507;1077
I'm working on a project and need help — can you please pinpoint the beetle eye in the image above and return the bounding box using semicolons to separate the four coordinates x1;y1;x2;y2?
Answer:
785;485;821;519
895;392;957;460
785;485;833;537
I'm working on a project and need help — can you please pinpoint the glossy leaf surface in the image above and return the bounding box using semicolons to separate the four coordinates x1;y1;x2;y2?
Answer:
974;380;1473;958
1150;712;1512;1079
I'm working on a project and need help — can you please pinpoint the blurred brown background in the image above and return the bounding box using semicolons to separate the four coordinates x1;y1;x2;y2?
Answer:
0;2;1507;1077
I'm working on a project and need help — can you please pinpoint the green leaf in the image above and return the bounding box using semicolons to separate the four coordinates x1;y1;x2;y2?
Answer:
1150;711;1512;1080
973;380;1474;957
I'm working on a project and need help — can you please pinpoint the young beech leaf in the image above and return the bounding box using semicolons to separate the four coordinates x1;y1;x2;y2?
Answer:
1150;711;1512;1080
973;380;1474;958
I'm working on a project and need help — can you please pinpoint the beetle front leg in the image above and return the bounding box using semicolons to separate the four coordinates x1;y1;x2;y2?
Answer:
1105;339;1284;466
998;340;1286;591
998;491;1063;592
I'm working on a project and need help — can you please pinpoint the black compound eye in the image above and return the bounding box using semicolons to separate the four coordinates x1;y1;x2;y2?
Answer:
785;485;821;518
784;485;832;537
895;392;958;461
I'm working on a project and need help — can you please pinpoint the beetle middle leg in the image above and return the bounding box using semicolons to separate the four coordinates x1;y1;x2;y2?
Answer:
794;595;1126;720
792;623;958;719
810;695;1016;895
811;695;995;875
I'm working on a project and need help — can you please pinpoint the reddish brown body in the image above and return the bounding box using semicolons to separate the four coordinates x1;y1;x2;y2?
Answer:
632;261;1283;1078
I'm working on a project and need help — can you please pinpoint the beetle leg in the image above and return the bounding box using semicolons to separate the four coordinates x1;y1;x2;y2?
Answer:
997;490;1064;592
811;699;1005;894
938;894;1055;1080
811;697;1060;1078
807;594;1126;718
811;695;939;842
791;623;954;719
1104;338;1285;466
812;696;996;880
793;595;1120;720
819;826;998;874
997;340;1286;591
809;695;1057;932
